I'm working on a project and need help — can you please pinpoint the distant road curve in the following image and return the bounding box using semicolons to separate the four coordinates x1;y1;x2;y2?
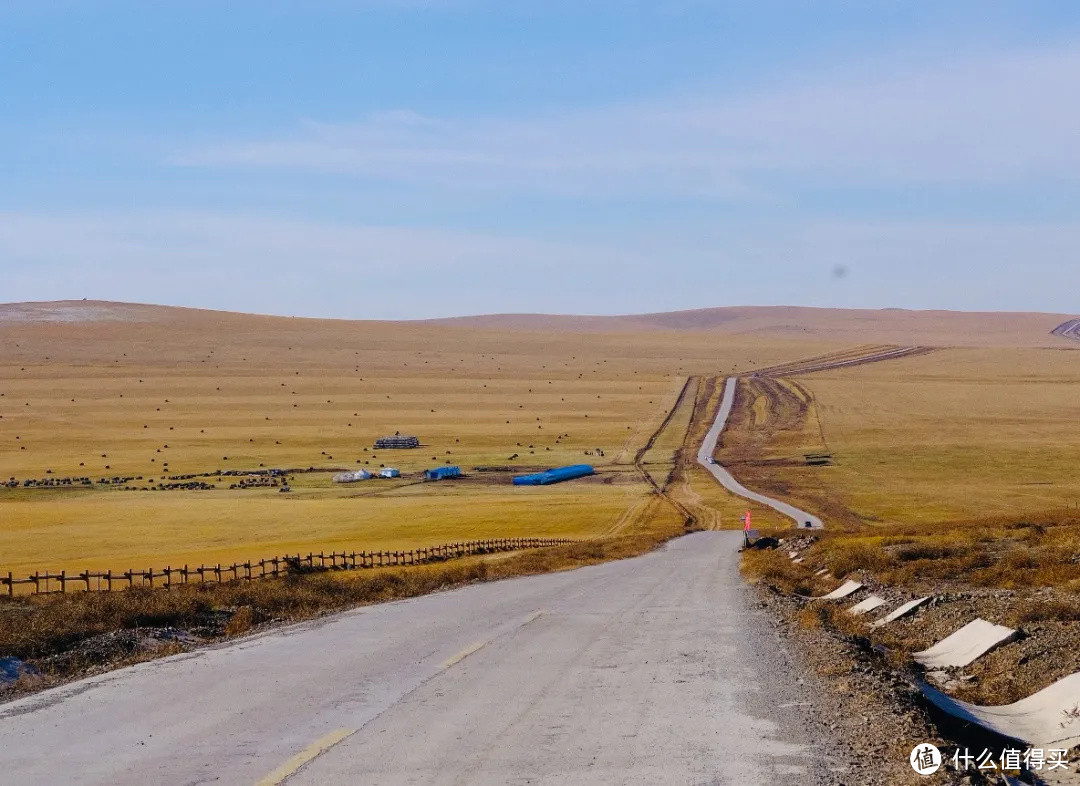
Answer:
1052;319;1080;341
697;377;824;529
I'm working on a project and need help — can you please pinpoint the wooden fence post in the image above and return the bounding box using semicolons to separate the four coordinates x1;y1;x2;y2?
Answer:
0;534;574;599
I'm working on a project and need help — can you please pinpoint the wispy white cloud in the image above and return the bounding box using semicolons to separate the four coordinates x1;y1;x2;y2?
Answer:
172;43;1080;198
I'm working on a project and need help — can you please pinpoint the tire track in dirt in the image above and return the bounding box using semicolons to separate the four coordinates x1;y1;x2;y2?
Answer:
752;345;935;378
611;379;686;465
624;376;700;529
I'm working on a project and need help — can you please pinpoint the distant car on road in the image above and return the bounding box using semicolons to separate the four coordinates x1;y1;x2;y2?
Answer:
705;457;715;464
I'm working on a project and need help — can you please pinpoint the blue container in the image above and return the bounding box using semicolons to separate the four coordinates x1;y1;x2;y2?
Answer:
425;466;461;481
512;464;594;486
541;464;594;484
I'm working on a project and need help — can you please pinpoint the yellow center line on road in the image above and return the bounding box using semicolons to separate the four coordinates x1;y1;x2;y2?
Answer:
439;639;489;669
257;609;550;782
254;727;357;786
439;609;546;670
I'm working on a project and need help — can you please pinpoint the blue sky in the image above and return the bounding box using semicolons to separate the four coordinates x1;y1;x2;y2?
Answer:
2;1;1079;318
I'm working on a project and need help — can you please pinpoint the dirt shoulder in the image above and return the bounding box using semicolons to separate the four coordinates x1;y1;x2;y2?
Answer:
752;579;956;785
745;534;1080;785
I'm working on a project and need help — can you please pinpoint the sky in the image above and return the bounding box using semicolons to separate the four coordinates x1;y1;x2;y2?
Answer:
1;0;1079;319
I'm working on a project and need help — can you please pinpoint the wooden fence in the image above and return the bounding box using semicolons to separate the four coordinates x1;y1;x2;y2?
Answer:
1;537;574;597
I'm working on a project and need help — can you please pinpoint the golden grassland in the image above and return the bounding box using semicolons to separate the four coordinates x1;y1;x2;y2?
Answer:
1;483;645;575
808;347;1080;523
4;300;1077;577
7;300;1080;696
0;302;832;573
718;346;1080;531
729;339;1080;599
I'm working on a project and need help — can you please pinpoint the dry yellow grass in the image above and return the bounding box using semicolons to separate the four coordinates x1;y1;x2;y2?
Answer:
1;483;647;574
0;301;827;573
723;347;1080;527
731;341;1080;595
11;300;1080;699
5;300;1076;576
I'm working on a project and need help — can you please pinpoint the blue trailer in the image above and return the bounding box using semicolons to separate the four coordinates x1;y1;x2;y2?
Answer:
425;466;461;481
512;464;594;486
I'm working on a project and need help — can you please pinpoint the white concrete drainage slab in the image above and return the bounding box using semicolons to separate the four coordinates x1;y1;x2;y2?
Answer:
814;580;863;601
814;568;828;576
847;596;886;616
914;618;1019;669
871;596;931;628
920;672;1080;749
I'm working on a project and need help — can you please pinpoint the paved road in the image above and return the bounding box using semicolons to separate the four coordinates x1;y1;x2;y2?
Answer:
0;532;834;785
698;377;824;529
